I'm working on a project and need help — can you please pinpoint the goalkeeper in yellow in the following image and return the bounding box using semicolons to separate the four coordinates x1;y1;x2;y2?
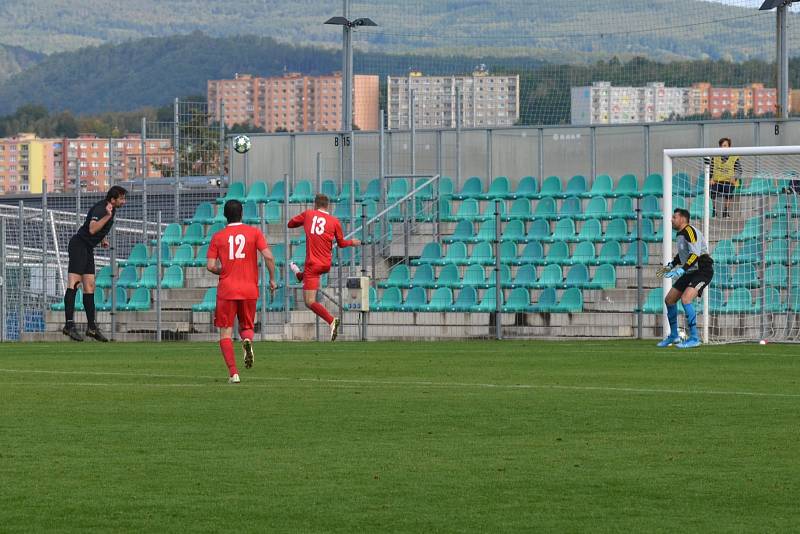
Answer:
656;208;714;349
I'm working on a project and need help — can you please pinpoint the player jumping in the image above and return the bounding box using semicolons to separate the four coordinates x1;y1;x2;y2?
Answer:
207;200;276;383
656;208;714;349
62;185;127;342
287;194;360;342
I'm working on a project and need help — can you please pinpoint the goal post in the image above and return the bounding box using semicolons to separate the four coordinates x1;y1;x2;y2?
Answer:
663;145;800;344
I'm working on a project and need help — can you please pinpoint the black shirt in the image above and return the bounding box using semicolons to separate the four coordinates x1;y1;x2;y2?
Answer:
76;200;116;248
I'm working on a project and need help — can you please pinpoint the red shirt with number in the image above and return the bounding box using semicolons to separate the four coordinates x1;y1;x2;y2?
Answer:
207;223;269;300
287;209;355;268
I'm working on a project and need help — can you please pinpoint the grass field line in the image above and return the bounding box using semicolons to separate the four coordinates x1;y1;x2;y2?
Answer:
1;367;800;399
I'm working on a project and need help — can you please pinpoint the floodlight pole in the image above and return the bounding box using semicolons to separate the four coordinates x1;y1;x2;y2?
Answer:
777;3;789;119
342;0;353;133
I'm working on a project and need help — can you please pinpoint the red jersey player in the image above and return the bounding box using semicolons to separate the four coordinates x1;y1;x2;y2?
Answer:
207;200;277;383
288;194;360;341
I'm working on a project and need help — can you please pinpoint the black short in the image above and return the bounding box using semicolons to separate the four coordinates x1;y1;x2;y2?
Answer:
672;266;714;297
710;182;736;198
68;236;95;275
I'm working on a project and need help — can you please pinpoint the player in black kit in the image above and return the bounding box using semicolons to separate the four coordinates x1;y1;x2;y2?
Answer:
62;185;127;342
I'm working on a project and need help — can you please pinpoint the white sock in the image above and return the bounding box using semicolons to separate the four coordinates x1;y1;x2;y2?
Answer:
289;262;300;274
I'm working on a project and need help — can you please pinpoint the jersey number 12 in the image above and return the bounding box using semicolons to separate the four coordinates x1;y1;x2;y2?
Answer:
228;234;246;259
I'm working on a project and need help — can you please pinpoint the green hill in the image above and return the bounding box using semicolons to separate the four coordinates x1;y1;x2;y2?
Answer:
0;44;43;82
0;0;788;61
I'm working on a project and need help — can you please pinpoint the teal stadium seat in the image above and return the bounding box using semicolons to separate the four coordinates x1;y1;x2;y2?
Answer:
511;176;538;199
530;287;557;312
453;176;484;200
216;182;246;204
161;265;185;289
533;264;563;289
321;180;339;201
117;266;138;288
361;178;381;202
461;264;489;288
603;218;633;243
611;174;638;197
562;175;587;199
436;264;461;288
380;265;411;288
451;286;478;312
503;288;532;313
552;287;583;313
533;197;558;220
515;241;545;265
501;220;527;243
641;173;663;197
505;198;534;221
289;180;314;203
122;244;149;267
425;287;454;312
537;176;562;198
480;176;510;200
546;218;577;243
586;174;612;198
266;180;287;203
375;287;402;312
557;197;582;220
580;197;608;220
509;264;538;289
410;264;436;288
401;287;427;312
96;266;112;288
411;243;442;266
525;219;550;242
245;181;269;203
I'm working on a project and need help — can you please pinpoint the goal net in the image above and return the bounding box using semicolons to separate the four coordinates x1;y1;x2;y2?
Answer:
664;145;800;345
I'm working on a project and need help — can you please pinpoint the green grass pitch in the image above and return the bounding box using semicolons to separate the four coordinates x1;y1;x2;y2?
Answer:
1;340;799;532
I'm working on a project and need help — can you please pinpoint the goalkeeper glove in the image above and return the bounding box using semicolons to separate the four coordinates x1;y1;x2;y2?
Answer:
656;265;671;279
664;267;685;279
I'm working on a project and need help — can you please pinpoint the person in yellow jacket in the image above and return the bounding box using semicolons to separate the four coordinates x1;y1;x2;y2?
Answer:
707;137;742;218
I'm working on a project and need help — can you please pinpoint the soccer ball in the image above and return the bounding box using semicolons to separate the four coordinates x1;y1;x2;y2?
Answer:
677;329;688;342
233;135;251;154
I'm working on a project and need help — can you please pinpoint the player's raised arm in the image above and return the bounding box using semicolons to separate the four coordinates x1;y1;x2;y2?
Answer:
334;220;360;248
288;211;306;228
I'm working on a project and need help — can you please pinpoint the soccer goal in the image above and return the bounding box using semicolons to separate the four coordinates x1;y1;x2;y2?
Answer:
663;145;800;344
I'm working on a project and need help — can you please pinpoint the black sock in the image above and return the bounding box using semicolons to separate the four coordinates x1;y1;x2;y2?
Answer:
64;288;76;326
83;293;96;330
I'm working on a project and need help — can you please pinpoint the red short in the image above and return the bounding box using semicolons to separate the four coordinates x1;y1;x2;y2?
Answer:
214;298;256;329
303;262;331;291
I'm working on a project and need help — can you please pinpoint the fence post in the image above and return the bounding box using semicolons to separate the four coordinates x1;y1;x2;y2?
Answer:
42;182;49;313
361;203;368;342
219;102;226;185
260;203;267;341
0;217;6;342
156;210;162;342
18;201;24;339
636;197;643;340
76;183;82;230
538;127;545;182
455;86;462;191
110;226;117;341
494;198;502;341
283;174;290;325
315;152;322;196
142;179;148;240
174;97;181;224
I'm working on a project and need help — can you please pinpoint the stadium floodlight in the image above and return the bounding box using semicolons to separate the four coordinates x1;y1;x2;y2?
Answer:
324;6;378;132
759;0;791;10
324;16;377;28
